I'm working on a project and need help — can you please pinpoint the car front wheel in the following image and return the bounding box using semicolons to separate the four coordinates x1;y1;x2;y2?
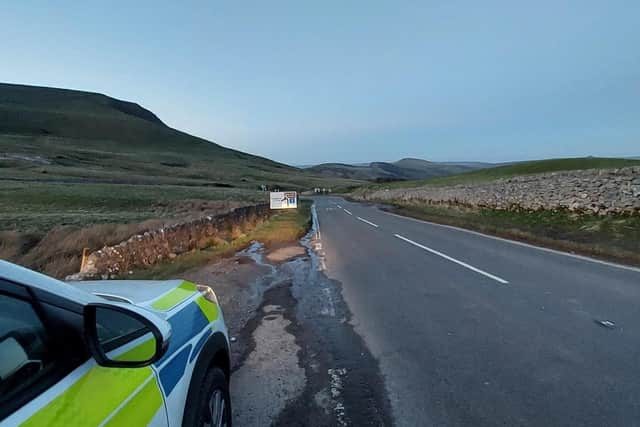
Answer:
193;366;232;427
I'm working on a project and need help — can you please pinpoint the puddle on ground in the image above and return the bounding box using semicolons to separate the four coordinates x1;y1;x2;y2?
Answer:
239;241;277;276
231;301;306;427
225;204;391;426
273;202;392;426
266;245;307;262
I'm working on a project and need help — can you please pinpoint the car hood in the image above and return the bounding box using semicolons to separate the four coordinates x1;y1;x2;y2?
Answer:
67;279;186;307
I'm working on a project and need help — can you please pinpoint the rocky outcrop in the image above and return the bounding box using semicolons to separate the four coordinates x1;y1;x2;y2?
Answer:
355;167;640;215
70;204;272;279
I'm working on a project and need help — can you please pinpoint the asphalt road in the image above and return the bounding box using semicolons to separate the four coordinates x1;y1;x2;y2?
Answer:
312;196;640;427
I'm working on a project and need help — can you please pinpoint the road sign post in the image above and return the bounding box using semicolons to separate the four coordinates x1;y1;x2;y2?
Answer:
270;191;298;209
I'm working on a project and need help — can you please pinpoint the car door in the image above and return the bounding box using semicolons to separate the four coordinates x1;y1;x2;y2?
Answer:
0;279;169;427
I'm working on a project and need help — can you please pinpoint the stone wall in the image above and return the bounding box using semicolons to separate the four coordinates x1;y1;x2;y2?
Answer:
71;204;272;279
356;167;640;215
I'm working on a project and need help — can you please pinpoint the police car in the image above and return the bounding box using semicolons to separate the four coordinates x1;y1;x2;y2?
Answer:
0;260;232;427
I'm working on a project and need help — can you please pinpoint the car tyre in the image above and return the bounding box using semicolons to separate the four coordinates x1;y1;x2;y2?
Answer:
185;366;232;427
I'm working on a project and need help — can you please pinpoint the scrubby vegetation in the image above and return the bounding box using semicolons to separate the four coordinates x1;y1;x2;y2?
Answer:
387;203;640;266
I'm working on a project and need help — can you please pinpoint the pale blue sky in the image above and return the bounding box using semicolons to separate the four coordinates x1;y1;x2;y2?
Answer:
2;1;638;165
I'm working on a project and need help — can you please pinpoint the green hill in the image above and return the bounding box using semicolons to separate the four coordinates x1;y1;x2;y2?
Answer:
373;157;640;189
0;83;361;233
0;83;360;190
307;158;491;182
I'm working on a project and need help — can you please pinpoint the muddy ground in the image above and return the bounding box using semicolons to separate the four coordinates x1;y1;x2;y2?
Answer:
181;221;392;426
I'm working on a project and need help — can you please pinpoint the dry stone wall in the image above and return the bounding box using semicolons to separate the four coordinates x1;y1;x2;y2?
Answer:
71;204;272;279
356;167;640;215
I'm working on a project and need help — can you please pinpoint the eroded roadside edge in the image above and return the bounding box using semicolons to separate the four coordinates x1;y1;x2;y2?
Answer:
231;202;392;426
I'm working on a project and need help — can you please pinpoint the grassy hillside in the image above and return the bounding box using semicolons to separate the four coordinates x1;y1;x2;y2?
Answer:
0;83;361;231
369;157;640;189
391;158;492;178
307;157;490;182
306;162;422;181
0;83;360;276
0;83;360;190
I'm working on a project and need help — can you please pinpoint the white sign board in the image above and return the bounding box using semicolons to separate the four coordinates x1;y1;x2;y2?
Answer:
270;191;298;209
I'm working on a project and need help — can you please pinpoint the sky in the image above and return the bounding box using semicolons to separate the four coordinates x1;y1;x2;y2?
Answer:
1;1;639;165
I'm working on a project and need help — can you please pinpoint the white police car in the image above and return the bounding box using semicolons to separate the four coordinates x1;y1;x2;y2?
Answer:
0;260;231;427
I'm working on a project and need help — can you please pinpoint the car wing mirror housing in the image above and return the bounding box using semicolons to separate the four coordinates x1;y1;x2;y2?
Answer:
84;302;171;368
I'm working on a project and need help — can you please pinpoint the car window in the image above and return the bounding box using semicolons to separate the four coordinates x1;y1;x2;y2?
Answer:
0;294;57;406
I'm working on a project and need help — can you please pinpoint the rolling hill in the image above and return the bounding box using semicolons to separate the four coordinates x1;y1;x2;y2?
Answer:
0;83;359;190
307;158;493;182
0;83;363;236
365;156;640;190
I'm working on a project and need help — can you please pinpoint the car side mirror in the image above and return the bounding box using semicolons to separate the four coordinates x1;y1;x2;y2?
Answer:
84;303;171;368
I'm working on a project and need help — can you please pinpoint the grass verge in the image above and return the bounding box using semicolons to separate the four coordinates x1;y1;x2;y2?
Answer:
388;202;640;267
129;200;312;279
0;180;265;232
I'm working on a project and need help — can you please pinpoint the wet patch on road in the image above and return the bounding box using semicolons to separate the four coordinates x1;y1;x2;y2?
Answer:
182;241;284;370
274;224;393;426
266;244;307;263
184;205;392;426
231;286;306;426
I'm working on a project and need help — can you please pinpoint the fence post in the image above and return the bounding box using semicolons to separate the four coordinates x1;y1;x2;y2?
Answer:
80;248;90;272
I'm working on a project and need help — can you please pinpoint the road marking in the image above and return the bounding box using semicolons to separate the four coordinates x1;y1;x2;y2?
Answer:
343;208;353;216
311;204;326;271
357;217;379;228
394;234;509;284
311;204;321;240
337;204;342;208
327;368;348;426
383;211;640;274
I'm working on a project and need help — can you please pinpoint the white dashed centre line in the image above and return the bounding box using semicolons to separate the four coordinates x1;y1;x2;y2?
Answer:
356;217;379;228
343;209;353;216
394;234;509;284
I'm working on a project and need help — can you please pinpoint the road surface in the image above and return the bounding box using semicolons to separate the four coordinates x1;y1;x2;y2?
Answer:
313;196;640;426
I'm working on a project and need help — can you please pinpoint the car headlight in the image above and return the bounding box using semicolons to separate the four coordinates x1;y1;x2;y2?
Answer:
197;284;219;305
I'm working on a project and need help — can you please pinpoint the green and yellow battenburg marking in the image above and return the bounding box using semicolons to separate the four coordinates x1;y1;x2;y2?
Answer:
20;280;222;427
195;295;219;322
151;280;198;310
20;366;162;427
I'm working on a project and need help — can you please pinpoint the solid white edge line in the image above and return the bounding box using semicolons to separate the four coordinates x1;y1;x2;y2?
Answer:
343;208;353;215
383;211;640;274
395;234;509;284
356;216;379;228
312;203;321;240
